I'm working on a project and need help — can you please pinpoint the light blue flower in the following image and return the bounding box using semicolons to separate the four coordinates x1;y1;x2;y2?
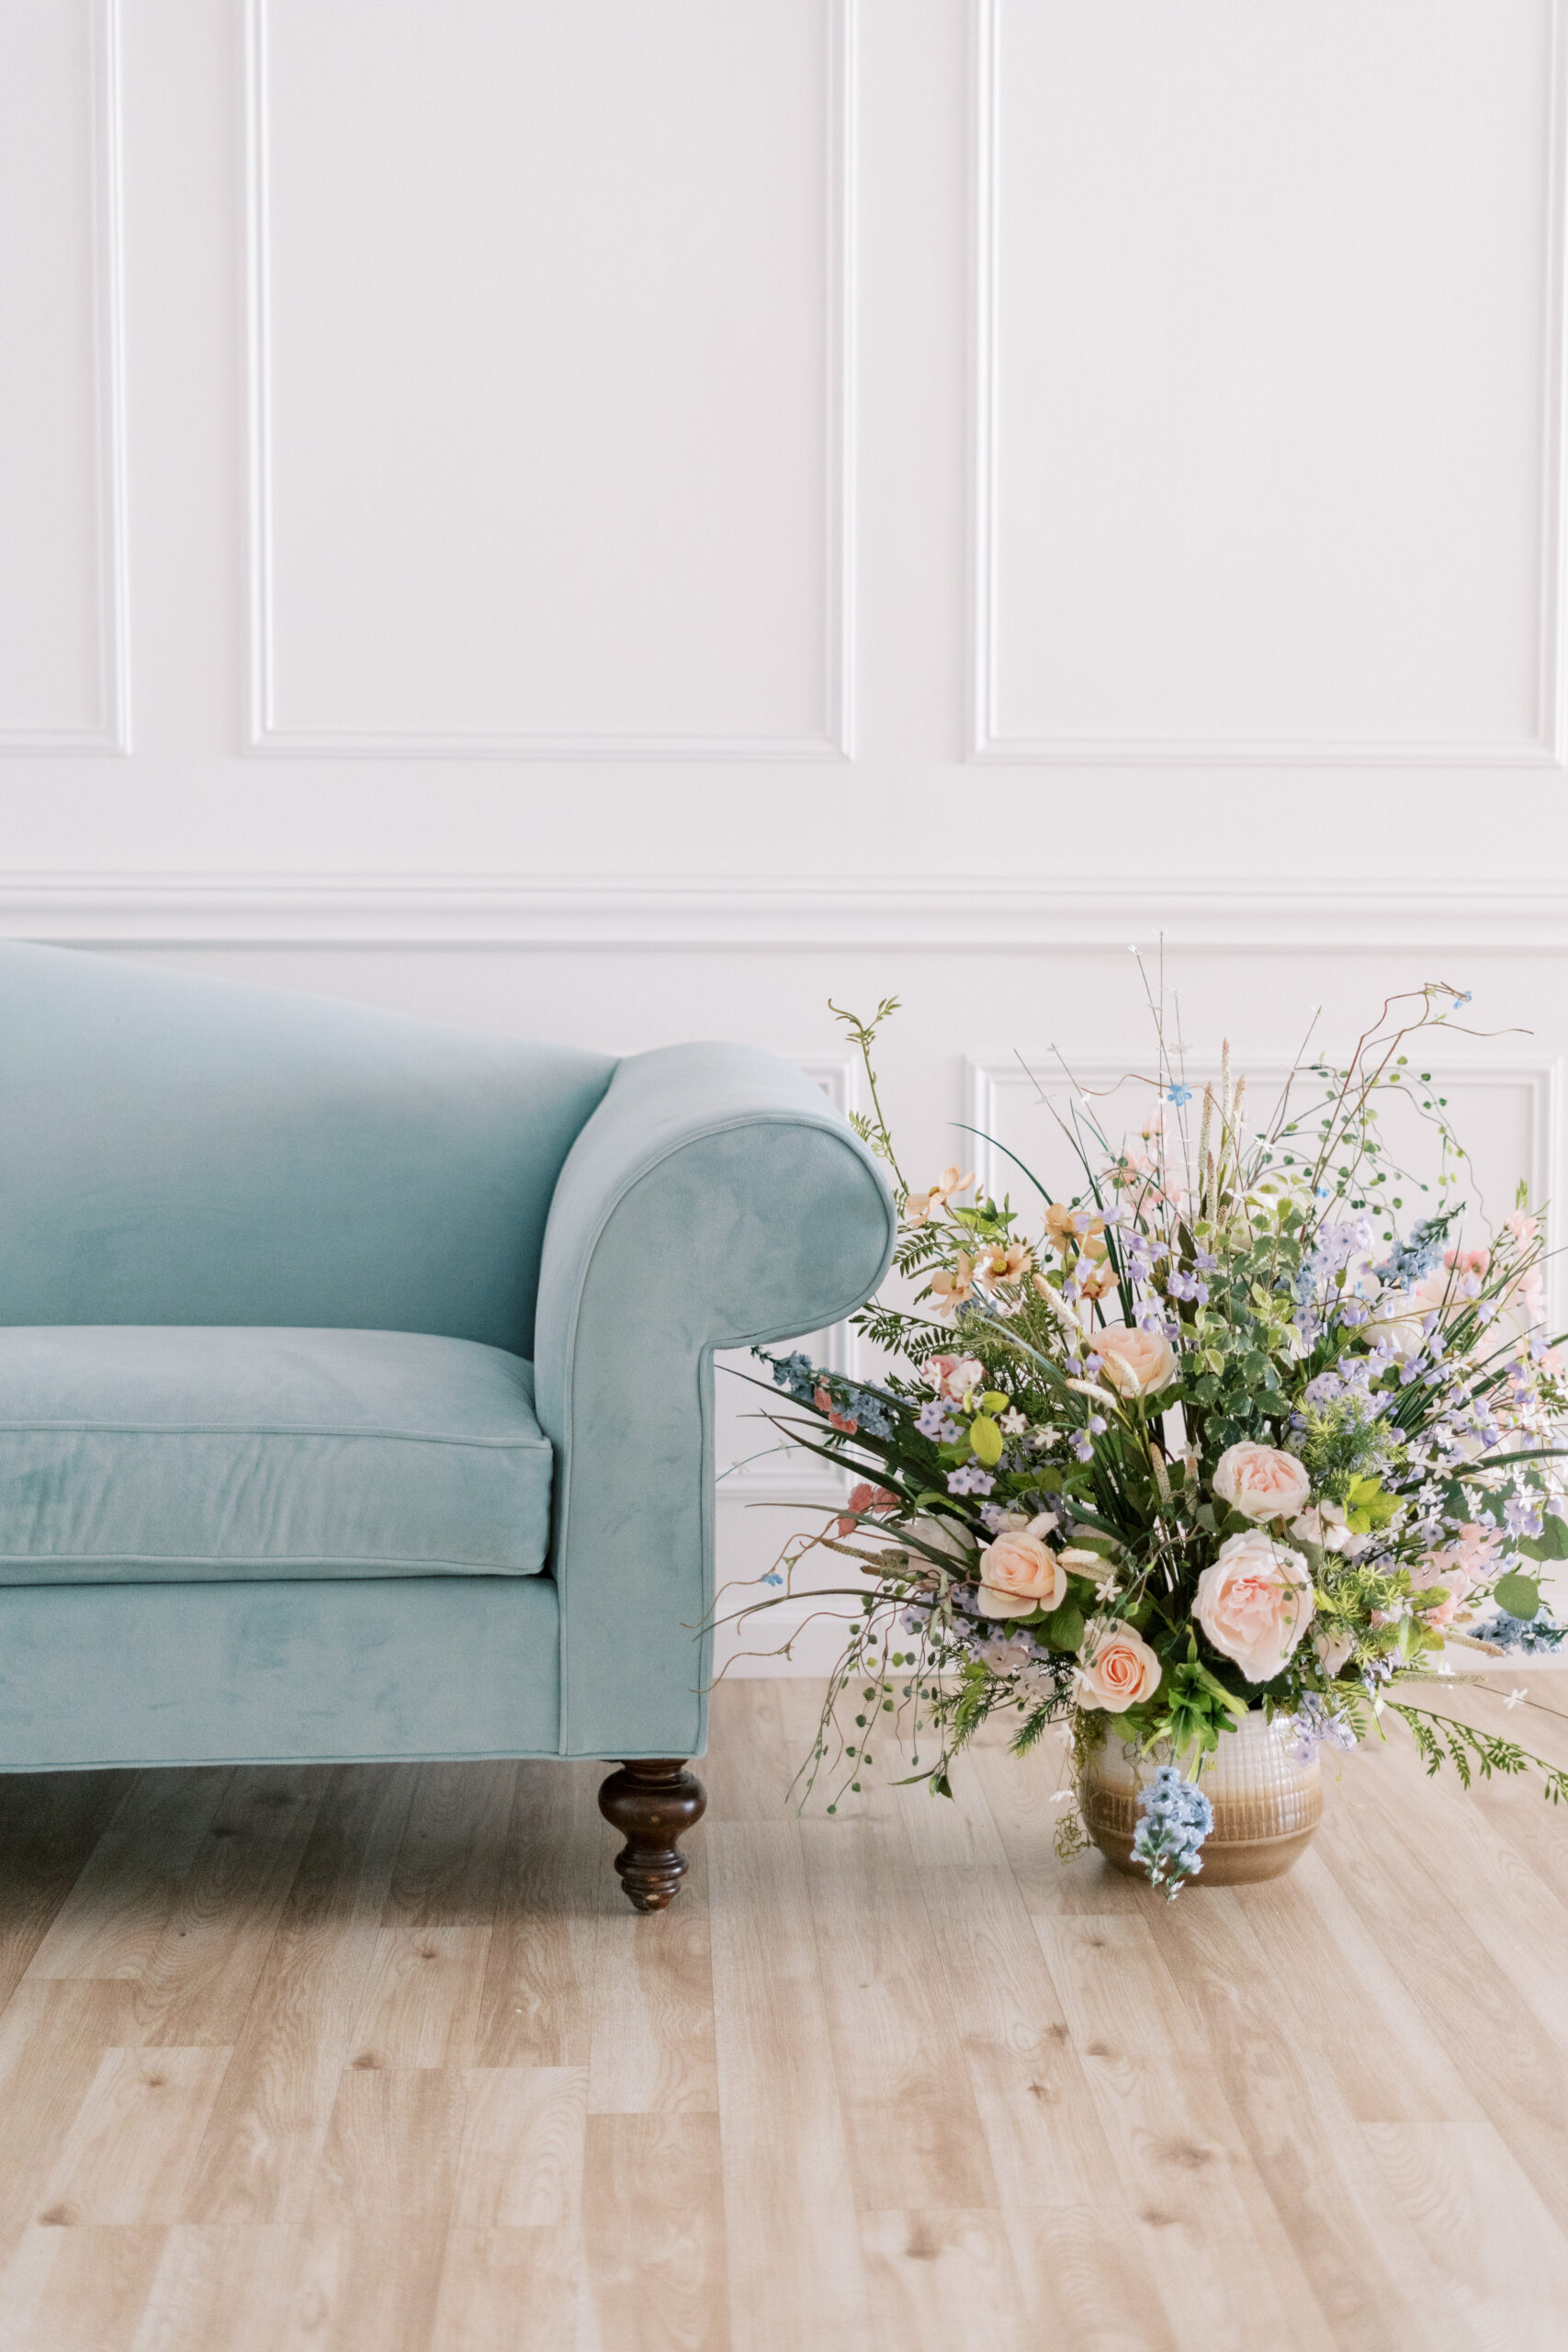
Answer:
1131;1766;1213;1900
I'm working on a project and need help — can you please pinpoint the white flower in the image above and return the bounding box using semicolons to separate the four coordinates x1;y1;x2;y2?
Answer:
1000;1408;1029;1435
1291;1502;1356;1555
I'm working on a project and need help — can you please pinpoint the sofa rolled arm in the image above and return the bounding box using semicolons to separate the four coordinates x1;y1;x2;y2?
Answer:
533;1043;895;1758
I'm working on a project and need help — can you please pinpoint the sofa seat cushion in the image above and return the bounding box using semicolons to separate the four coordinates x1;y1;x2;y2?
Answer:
0;1328;552;1582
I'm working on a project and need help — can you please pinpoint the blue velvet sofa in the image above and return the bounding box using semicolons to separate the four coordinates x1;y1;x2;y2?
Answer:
0;945;893;1907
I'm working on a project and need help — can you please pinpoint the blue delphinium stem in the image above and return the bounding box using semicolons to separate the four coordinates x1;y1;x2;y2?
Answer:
1131;1764;1213;1901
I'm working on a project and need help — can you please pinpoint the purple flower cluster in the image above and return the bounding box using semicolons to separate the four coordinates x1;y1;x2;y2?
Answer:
917;1397;960;1442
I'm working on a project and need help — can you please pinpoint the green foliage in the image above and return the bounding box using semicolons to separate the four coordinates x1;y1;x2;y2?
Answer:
1160;1655;1247;1760
1388;1702;1568;1807
1518;1512;1568;1565
1344;1476;1401;1533
969;1413;1004;1466
1292;1398;1393;1501
1494;1571;1543;1621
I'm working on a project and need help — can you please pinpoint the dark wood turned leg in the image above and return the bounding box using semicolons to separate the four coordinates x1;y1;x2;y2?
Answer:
597;1759;707;1913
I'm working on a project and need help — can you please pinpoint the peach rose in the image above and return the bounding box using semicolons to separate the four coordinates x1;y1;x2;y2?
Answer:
1094;1323;1177;1397
1076;1620;1162;1713
976;1515;1067;1620
1195;1531;1315;1682
1213;1442;1311;1524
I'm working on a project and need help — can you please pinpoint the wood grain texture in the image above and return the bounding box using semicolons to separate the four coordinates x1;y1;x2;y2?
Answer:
24;1770;234;1984
473;1759;602;2071
0;1687;1564;2346
581;2113;728;2352
179;1763;419;2225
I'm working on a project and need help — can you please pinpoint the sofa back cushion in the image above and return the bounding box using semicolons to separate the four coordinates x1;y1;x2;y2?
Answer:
0;945;615;1350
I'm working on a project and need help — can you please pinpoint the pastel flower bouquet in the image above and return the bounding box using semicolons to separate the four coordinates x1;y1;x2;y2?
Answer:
732;983;1568;1897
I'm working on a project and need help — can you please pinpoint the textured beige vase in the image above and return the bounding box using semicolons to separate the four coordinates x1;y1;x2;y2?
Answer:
1080;1710;1323;1886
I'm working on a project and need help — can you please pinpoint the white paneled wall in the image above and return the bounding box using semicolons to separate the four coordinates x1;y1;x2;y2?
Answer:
249;0;850;756
975;0;1561;763
2;4;1566;1671
0;0;127;750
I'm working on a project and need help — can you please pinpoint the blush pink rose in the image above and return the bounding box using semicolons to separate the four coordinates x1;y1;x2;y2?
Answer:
1094;1323;1177;1397
1195;1531;1314;1682
1213;1442;1312;1524
976;1515;1066;1619
1076;1620;1162;1713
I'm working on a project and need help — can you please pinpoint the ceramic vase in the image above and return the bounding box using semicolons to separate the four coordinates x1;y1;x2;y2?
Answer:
1079;1708;1323;1885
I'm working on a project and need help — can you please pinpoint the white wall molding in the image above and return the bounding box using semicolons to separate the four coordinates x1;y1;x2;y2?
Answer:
244;0;857;763
0;0;130;757
968;0;1568;769
4;872;1566;952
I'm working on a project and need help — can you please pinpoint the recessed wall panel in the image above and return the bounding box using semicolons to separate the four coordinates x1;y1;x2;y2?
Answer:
976;0;1557;761
252;0;848;754
0;0;125;751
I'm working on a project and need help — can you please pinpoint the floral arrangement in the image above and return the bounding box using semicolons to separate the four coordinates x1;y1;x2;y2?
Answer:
732;983;1568;1897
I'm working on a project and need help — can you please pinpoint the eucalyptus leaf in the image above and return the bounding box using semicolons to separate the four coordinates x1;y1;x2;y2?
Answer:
1495;1572;1543;1622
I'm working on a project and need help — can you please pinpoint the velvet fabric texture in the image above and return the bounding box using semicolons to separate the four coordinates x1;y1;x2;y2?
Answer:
0;1576;560;1767
0;950;895;1769
0;1327;551;1580
0;944;614;1348
536;1043;897;1758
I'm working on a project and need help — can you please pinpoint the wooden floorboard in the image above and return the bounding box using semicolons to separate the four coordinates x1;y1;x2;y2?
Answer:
0;1681;1564;2347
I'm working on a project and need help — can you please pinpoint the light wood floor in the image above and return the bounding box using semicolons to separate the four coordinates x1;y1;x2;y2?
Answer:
0;1677;1566;2350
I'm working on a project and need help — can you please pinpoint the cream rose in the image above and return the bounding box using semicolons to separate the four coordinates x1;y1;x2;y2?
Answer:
1076;1619;1161;1713
976;1514;1066;1619
1093;1323;1177;1397
1213;1442;1312;1524
1195;1531;1315;1682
